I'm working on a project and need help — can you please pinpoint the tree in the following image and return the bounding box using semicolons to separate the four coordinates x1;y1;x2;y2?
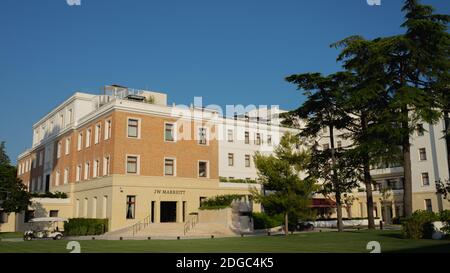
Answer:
284;72;358;232
0;142;31;213
332;37;402;229
252;132;316;236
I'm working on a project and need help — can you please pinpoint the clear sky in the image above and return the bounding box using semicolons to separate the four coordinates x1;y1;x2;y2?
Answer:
0;0;449;164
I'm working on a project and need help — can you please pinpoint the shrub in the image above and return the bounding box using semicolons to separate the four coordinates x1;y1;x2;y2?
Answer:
439;210;450;235
252;213;283;230
31;191;68;199
64;218;108;236
401;210;438;239
199;195;244;210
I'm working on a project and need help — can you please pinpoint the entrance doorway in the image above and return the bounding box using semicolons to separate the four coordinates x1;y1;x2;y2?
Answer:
160;202;177;223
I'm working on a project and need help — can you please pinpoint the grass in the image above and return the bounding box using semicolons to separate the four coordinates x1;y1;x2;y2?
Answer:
0;230;449;253
0;232;22;239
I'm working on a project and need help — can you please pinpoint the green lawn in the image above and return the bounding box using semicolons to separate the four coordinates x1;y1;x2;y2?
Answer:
0;230;449;253
0;232;22;239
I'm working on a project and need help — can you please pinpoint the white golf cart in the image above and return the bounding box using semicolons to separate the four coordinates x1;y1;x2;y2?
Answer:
23;217;68;241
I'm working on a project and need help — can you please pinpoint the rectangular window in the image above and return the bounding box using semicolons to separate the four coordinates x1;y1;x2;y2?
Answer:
105;120;112;140
164;158;175;176
57;142;62;159
64;168;69;184
227;129;234;142
103;156;110;176
76;165;82;182
128;119;139;138
127;156;138;174
419;148;427;161
49;210;59;218
425;199;433;212
228;153;234;167
245;132;250;144
60;114;65;128
65;138;71;155
95;124;101;144
417;124;425;136
165;123;175;142
77;132;83;151
126;196;136;219
84;161;90;180
198;161;208;178
255;133;261;145
267;135;272;146
86;129;92;148
55;170;60;186
421;172;430;186
245;155;251;168
68;109;73;124
198;127;207;145
93;160;100;178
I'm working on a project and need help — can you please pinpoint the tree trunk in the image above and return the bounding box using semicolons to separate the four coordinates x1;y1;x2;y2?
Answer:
361;115;376;229
329;124;343;232
402;107;413;217
284;212;289;236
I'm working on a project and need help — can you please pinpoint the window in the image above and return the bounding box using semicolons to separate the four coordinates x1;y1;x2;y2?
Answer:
65;138;71;155
0;210;8;224
245;155;251;168
60;114;65;128
25;210;35;223
164;158;175;176
425;199;433;212
198;127;208;145
165;123;175;142
49;210;59;218
77;132;83;151
76;165;82;182
126;196;136;219
92;197;97;218
95;124;101;144
105;120;112;140
83;198;88;217
127;156;138;174
227;129;234;142
245;132;250;144
128;119;139;138
421;172;430;186
103;156;110;176
55;170;60;186
417;124;425;136
419;148;427;161
64;168;69;184
39;151;44;166
86;129;92;148
57;142;62;159
32;158;36;169
267;135;272;146
198;161;208;178
84;161;90;180
255;133;261;145
68;109;73;124
93;160;100;178
228;153;234;166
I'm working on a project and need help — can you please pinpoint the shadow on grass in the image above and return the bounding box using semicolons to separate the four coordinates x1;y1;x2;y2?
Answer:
385;242;450;253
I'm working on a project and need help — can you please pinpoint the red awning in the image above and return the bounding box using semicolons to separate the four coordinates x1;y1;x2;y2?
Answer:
310;198;336;208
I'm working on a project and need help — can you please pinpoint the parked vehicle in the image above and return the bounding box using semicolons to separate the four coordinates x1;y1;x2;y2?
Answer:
23;217;68;241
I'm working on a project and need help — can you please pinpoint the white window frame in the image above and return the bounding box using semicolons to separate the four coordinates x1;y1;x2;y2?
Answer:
55;170;60;186
84;161;90;180
64;168;69;185
86;128;92;148
164;157;177;177
77;132;83;151
227;129;234;143
418;148;427;161
125;154;140;175
93;159;100;178
103;155;111;176
95;123;101;144
197;126;209;146
164;122;177;142
76;165;82;182
105;119;112;140
421;172;430;186
245;154;251;168
65;137;71;155
228;153;234;167
198;160;210;178
127;118;141;139
57;142;62;159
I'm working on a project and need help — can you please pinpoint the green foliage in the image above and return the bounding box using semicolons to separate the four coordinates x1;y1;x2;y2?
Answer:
0;141;31;213
30;191;68;199
251;213;283;230
439;210;450;235
219;177;258;184
401;210;438;239
64;218;109;236
199;195;244;210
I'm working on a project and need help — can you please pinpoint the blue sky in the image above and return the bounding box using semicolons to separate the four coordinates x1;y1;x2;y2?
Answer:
0;0;449;163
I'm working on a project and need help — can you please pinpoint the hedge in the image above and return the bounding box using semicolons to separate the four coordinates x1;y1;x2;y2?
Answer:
64;218;108;236
252;213;283;230
199;195;244;210
401;210;438;239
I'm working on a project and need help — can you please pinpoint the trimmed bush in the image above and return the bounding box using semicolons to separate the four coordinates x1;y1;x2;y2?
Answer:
199;195;244;210
64;218;108;236
439;210;450;235
252;213;283;230
401;210;438;239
